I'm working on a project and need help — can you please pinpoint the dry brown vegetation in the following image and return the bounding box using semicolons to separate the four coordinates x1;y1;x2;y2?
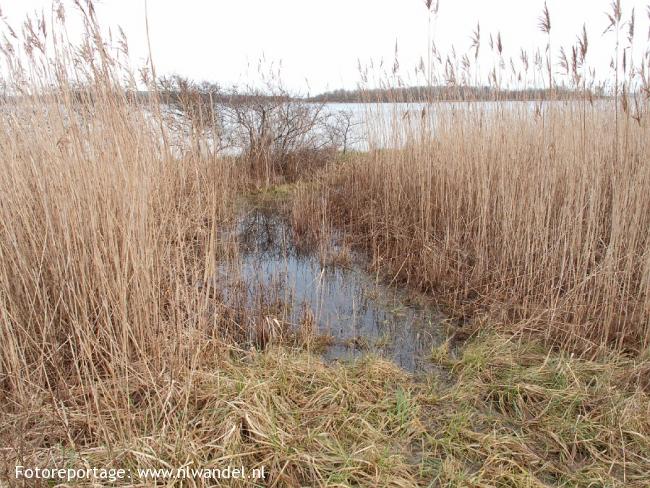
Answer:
295;1;650;356
297;103;650;354
1;1;649;487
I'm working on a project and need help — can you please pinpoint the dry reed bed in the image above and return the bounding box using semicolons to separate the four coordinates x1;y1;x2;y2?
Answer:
295;103;650;354
0;88;243;389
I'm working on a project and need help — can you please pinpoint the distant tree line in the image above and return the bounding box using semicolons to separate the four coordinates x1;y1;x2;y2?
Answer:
307;85;605;103
122;84;603;106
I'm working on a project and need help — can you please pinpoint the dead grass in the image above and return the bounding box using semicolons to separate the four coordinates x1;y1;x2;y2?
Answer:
420;331;650;486
2;348;425;487
3;334;647;486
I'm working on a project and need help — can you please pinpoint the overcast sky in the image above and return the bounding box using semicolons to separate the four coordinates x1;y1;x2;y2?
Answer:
2;0;649;93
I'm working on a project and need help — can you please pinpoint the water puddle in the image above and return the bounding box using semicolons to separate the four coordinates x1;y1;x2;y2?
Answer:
216;205;445;372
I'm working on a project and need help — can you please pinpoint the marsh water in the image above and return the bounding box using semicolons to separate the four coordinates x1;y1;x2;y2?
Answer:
216;205;445;372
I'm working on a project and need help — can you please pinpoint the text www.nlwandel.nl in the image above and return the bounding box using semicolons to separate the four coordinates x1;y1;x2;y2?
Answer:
14;465;266;483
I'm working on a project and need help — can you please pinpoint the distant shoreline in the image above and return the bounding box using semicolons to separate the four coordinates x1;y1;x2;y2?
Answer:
305;86;605;104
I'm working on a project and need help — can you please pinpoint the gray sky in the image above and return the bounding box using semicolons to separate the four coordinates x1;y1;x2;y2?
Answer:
2;0;649;93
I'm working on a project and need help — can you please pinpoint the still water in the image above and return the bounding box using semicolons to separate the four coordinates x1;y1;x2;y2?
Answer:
216;205;445;372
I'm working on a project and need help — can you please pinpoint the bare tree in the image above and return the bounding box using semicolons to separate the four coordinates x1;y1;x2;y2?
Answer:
326;110;361;154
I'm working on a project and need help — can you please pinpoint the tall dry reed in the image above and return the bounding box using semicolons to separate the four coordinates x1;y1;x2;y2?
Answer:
294;1;650;355
0;1;242;446
305;103;650;353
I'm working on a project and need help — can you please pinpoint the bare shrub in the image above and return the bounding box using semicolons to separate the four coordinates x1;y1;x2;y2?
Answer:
223;87;339;183
159;77;354;182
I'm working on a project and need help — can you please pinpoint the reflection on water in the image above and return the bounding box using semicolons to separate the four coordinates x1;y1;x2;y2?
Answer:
217;206;445;372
